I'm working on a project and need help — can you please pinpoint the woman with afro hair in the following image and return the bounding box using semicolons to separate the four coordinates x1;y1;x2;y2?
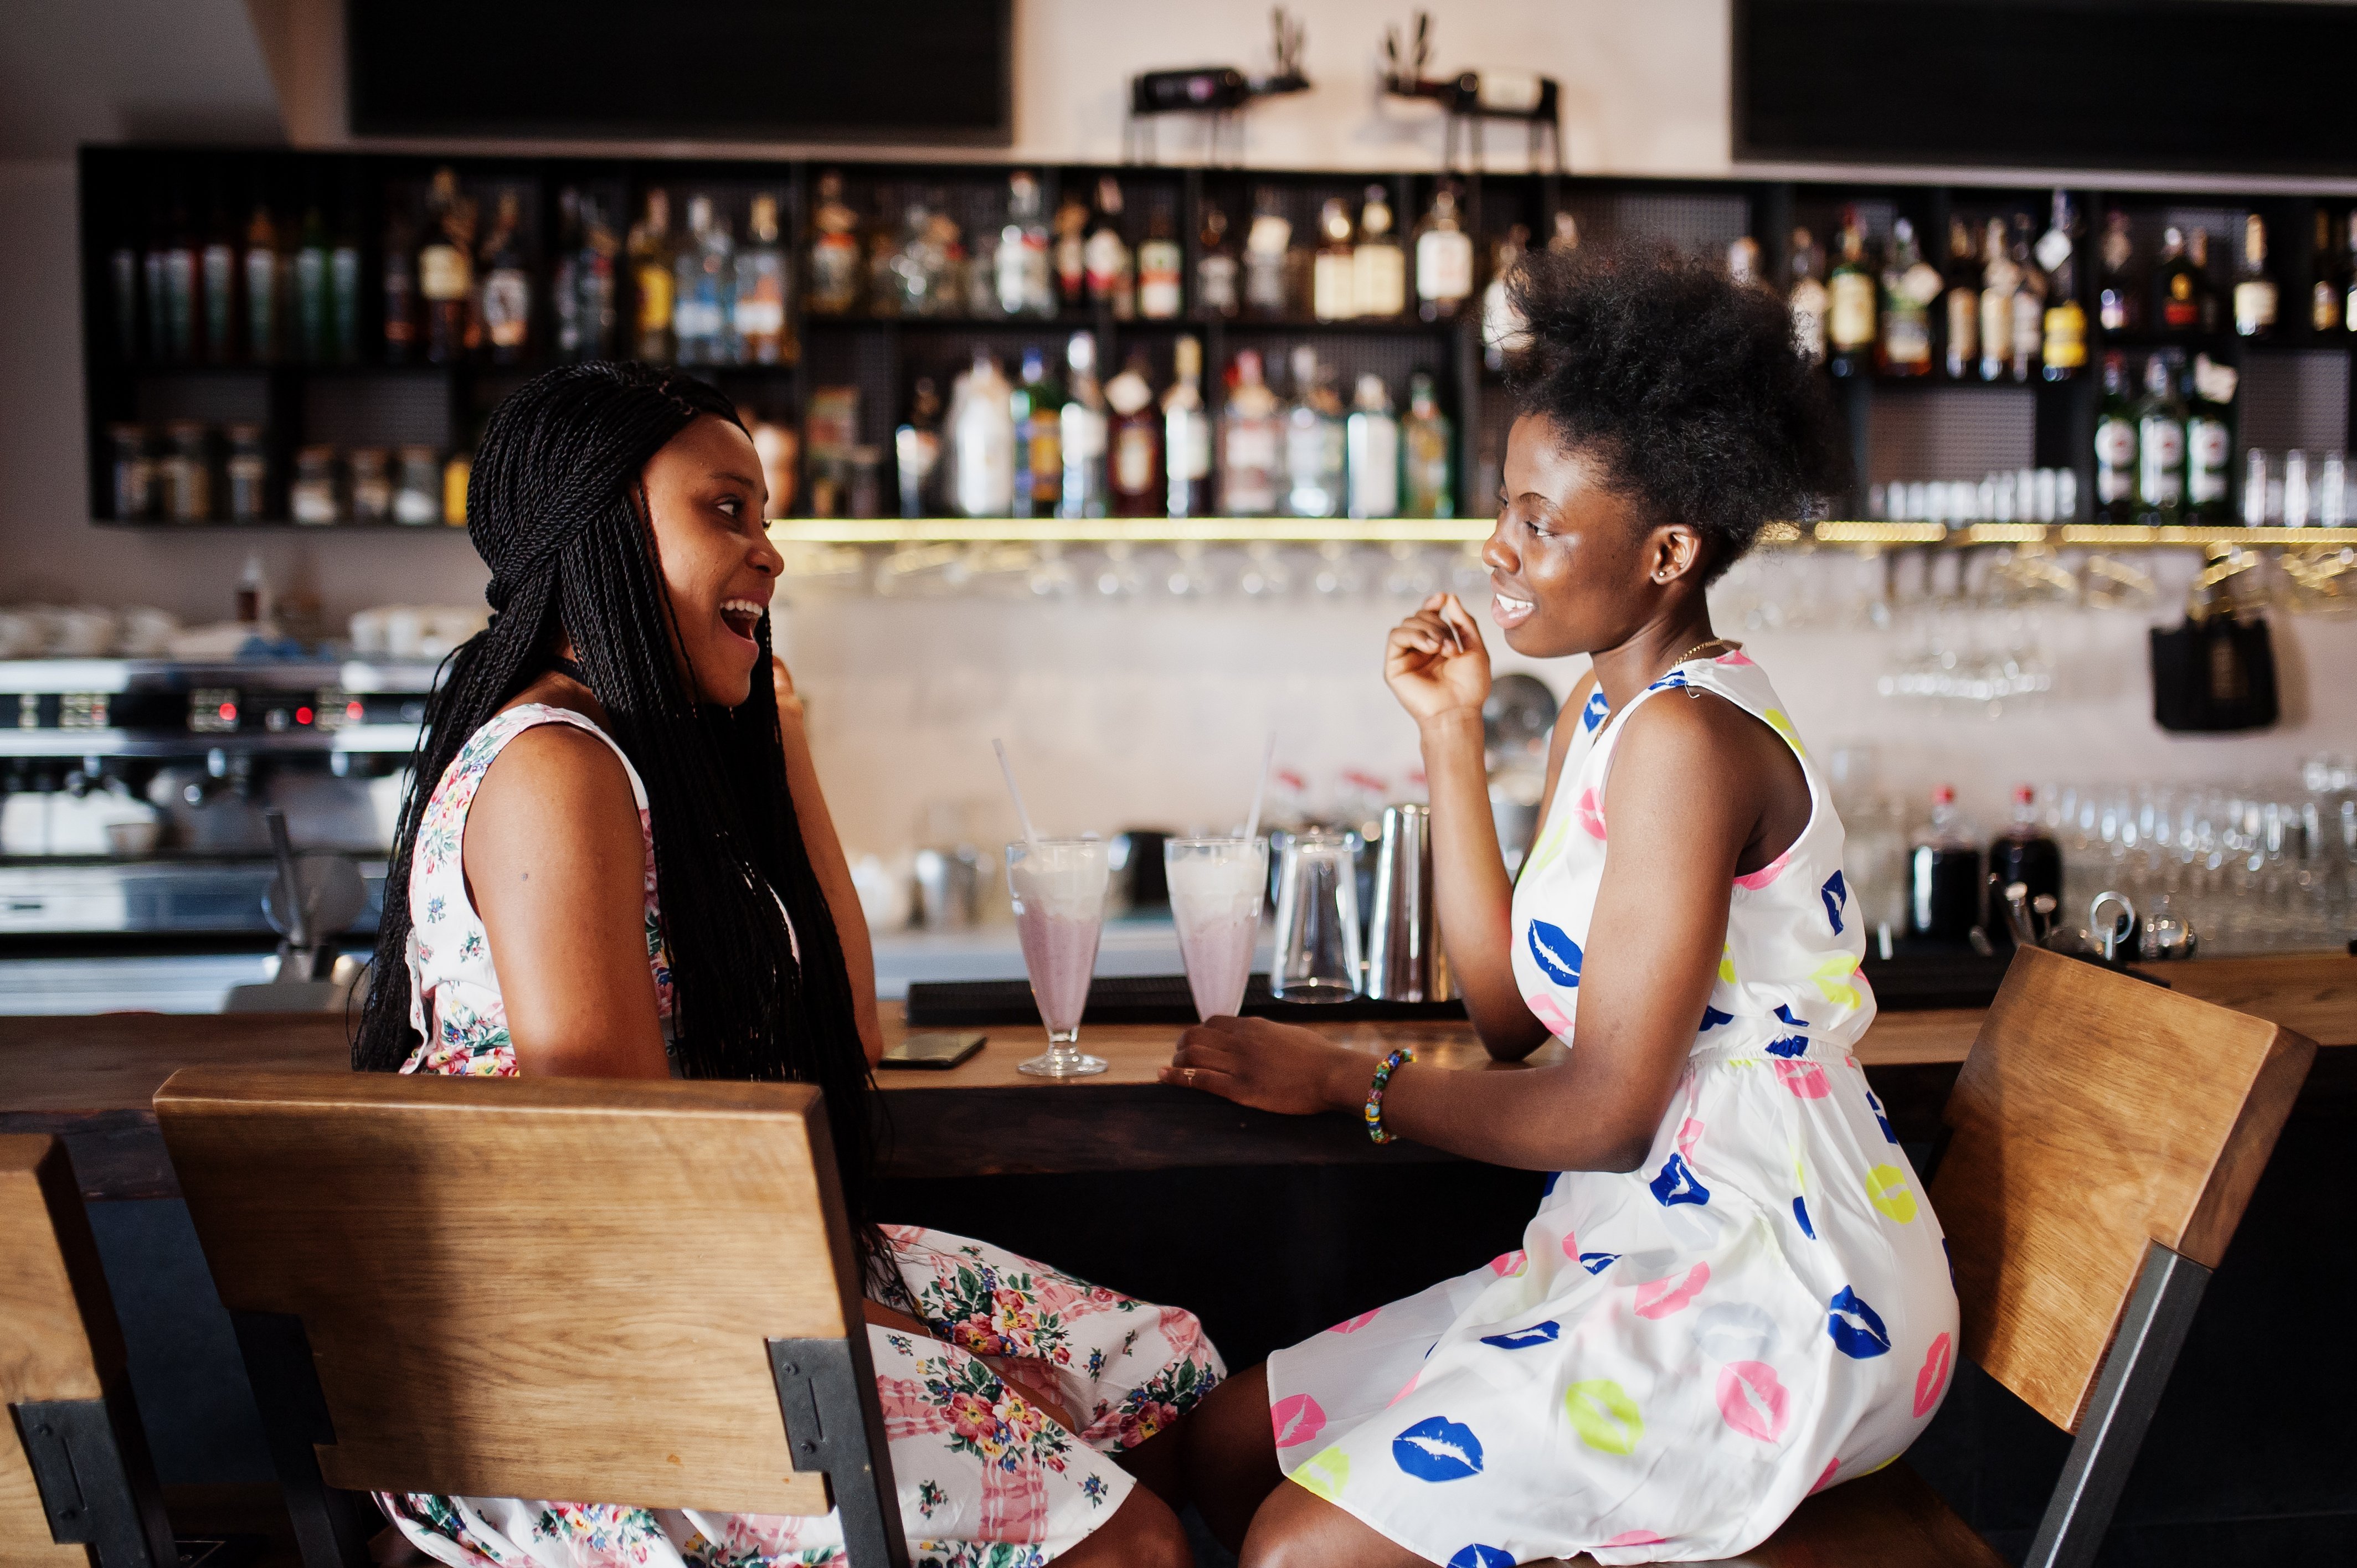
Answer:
1167;243;1958;1565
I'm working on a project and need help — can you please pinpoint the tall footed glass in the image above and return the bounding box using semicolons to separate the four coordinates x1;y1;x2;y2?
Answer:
1165;836;1269;1020
1006;838;1109;1077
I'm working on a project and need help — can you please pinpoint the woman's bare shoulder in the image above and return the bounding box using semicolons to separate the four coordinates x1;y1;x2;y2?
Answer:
468;720;641;850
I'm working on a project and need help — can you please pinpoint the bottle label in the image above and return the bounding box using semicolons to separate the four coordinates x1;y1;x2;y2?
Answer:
2163;275;2198;329
1901;261;1944;307
1883;310;1931;367
2010;290;2041;357
2315;281;2339;333
1140;275;1182;318
2042;304;2086;369
1828;273;1875;348
1354;247;1406;317
1314;252;1358;320
1417;230;1474;300
2233;280;2277;334
1027;424;1062;497
483;272;529;347
419;244;470;301
1062;405;1106;460
1199;254;1239;312
1946;287;1979;360
672;299;724;338
2139;418;2185;504
733;298;784;334
637;267;673;331
1114;425;1157;493
1789;282;1828;362
1169;412;1211;481
2188;416;2231;502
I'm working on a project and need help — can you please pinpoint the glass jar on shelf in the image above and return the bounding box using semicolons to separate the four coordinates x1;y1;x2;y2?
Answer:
161;420;214;523
348;447;392;523
393;446;442;524
107;423;154;520
224;424;269;523
290;445;342;525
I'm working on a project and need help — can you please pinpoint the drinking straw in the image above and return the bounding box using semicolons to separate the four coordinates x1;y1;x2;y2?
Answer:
1242;730;1277;844
992;738;1042;847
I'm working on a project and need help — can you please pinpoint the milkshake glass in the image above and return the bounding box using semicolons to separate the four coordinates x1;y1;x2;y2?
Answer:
1164;837;1269;1021
1006;838;1110;1077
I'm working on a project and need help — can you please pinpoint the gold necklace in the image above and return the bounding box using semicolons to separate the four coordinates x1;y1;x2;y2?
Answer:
1675;636;1741;664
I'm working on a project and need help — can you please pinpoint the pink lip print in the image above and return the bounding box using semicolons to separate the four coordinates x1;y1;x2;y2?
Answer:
1634;1261;1710;1319
1602;1531;1669;1548
1733;849;1792;890
1330;1308;1380;1334
1773;1059;1830;1098
1525;990;1576;1038
1489;1249;1529;1277
1271;1392;1327;1448
1713;649;1756;667
1809;1457;1841;1494
1676;1117;1704;1157
1387;1371;1422;1407
1574;786;1607;838
1914;1332;1954;1416
1716;1360;1791;1442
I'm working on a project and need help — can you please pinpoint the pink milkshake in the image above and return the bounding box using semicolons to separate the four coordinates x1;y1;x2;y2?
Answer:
1006;838;1110;1077
1166;837;1268;1021
1014;903;1103;1034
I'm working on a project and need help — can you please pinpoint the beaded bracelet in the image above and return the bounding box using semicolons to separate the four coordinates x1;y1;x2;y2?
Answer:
1364;1047;1415;1144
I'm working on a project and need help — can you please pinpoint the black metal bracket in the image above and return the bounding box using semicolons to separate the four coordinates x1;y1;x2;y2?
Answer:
2023;1240;2212;1568
227;1312;375;1568
11;1383;177;1568
768;1336;908;1568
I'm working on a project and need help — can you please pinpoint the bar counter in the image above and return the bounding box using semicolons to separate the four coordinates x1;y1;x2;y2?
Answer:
5;953;2351;1201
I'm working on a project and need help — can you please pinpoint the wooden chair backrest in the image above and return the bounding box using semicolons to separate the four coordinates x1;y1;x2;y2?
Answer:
0;1135;122;1568
1929;946;2314;1432
153;1069;863;1516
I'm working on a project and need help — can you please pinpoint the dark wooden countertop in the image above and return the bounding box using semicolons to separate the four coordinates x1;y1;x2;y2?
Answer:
4;954;2352;1198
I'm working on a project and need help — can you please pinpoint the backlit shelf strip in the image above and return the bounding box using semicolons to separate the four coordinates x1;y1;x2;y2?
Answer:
766;518;2357;549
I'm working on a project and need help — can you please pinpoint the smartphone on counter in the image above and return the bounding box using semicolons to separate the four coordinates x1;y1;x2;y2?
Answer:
879;1031;986;1070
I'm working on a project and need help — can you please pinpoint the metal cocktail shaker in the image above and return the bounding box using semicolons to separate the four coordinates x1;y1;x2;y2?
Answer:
1365;803;1456;1003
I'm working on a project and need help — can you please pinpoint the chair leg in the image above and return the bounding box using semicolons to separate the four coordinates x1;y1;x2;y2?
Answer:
228;1312;376;1568
2021;1241;2211;1568
769;1337;909;1568
11;1382;177;1568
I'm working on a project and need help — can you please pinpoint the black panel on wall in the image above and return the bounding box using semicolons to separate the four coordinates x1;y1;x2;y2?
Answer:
1735;0;2357;174
346;0;1012;144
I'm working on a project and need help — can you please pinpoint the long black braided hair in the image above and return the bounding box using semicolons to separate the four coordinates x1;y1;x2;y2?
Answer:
354;361;895;1291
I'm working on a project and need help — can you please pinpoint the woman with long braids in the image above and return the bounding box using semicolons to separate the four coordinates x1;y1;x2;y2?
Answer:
354;363;1217;1568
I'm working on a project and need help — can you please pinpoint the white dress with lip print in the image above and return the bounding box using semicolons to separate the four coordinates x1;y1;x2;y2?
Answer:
1263;652;1958;1565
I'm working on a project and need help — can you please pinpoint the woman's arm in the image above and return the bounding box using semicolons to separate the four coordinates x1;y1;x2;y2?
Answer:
773;657;884;1067
467;726;672;1079
1165;695;1758;1172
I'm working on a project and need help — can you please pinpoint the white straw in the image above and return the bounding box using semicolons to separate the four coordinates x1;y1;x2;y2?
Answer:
1242;730;1277;844
992;738;1042;847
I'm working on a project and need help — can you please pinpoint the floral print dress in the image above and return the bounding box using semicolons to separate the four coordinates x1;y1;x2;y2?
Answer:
392;704;1224;1568
1264;653;1958;1565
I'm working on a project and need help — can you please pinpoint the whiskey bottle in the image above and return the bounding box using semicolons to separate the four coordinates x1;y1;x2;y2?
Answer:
2186;353;2239;522
947;352;1016;518
1138;207;1183;319
1244;188;1291;318
2008;214;2045;383
1978;216;2016;381
382;208;417;364
577;195;619;359
2154;226;2200;336
1105;351;1163;517
419;169;475;366
1058;331;1109;518
2312;209;2342;334
553;189;583;359
672;194;730;365
1353;184;1406;319
807;172;862;316
1481;224;1531;372
1083;177;1134;319
1053;189;1089;310
628;189;675;360
1414;185;1474;322
2096;210;2138;333
1788;228;1828;365
2187;228;2221;334
2232;214;2278;339
2092;354;2137;524
1824;207;1875;379
1164;335;1211;517
1011;347;1063;518
1942;217;1979;379
1220;348;1284;514
894;377;944;518
2344;212;2357;332
1283;345;1346;518
2037;194;2085;382
480;190;532;366
2133;354;2186;521
996;172;1053;319
1345;374;1401;519
1876;216;1936;377
1401;372;1454;518
735;194;789;363
1196;205;1240;319
1313;198;1358;321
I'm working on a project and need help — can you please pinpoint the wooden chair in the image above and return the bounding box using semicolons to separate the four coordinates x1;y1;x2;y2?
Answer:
1585;944;2317;1568
1;1134;178;1568
151;1071;907;1568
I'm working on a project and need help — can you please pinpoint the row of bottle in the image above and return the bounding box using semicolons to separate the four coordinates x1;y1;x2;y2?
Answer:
105;422;464;525
894;336;1455;520
1906;785;2061;950
2092;350;2242;522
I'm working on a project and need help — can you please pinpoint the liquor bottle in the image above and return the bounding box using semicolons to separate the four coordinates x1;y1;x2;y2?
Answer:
1313;198;1358;321
577;195;619;359
1414;185;1475;322
2008;214;2045;383
154;198;198;363
553;189;583;360
2344;212;2357;333
1401;371;1454;517
293;202;331;364
733;194;789;364
1164;335;1211;518
947;351;1016;518
1353;184;1406;319
2186;352;2239;521
1727;235;1763;288
1244;188;1291;318
1084;177;1134;319
1481;224;1531;372
419;169;474;366
1907;786;1983;947
1196;205;1240;319
1053;189;1089;310
1942;217;1979;379
1985;786;2062;951
893;377;944;518
1059;331;1109;519
328;195;361;363
1824;207;1875;379
996;172;1053;319
1138;208;1183;319
2312;209;2342;334
382;208;418;364
1875;216;1934;378
2154;225;2199;336
2096;210;2138;333
200;191;236;363
480;190;532;366
1345;374;1401;519
1978;216;2016;381
242;196;280;363
2042;249;2086;381
807;172;861;316
1010;346;1063;519
110;199;143;360
672;195;731;364
1106;352;1162;517
2133;354;2186;521
628;188;675;360
1283;345;1346;518
1548;211;1581;254
2232;214;2278;339
1788;228;1828;366
1220;348;1283;514
2092;354;2137;524
2187;228;2221;334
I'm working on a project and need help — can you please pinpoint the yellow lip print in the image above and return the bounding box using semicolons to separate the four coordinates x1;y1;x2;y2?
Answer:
1294;1445;1351;1501
1866;1163;1918;1224
1718;945;1737;985
1565;1379;1644;1456
1763;708;1807;759
1812;952;1861;1009
1522;812;1572;882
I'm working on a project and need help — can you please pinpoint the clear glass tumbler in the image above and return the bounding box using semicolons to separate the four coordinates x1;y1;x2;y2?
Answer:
1006;838;1109;1077
1165;837;1269;1021
1269;829;1363;1000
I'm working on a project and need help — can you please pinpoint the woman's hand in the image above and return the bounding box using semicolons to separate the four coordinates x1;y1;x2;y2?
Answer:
861;1301;1076;1430
1385;592;1490;726
770;653;806;725
1160;1015;1372;1117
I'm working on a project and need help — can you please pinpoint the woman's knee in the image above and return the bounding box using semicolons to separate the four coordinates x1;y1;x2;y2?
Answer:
1056;1484;1192;1568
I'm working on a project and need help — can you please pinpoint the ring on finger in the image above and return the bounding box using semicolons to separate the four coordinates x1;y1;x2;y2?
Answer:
1184;1067;1197;1086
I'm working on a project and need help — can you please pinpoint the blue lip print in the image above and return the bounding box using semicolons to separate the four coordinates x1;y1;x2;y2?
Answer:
1393;1415;1486;1482
1828;1286;1893;1358
1865;1087;1897;1143
1527;920;1584;987
1774;1003;1810;1028
1579;1251;1621;1275
1649;1152;1710;1207
1766;1034;1810;1058
1794;1195;1816;1239
1699;1004;1735;1031
1449;1548;1515;1568
1480;1319;1562;1350
1821;870;1847;933
1648;670;1690;693
1543;1170;1561;1198
1582;689;1612;732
